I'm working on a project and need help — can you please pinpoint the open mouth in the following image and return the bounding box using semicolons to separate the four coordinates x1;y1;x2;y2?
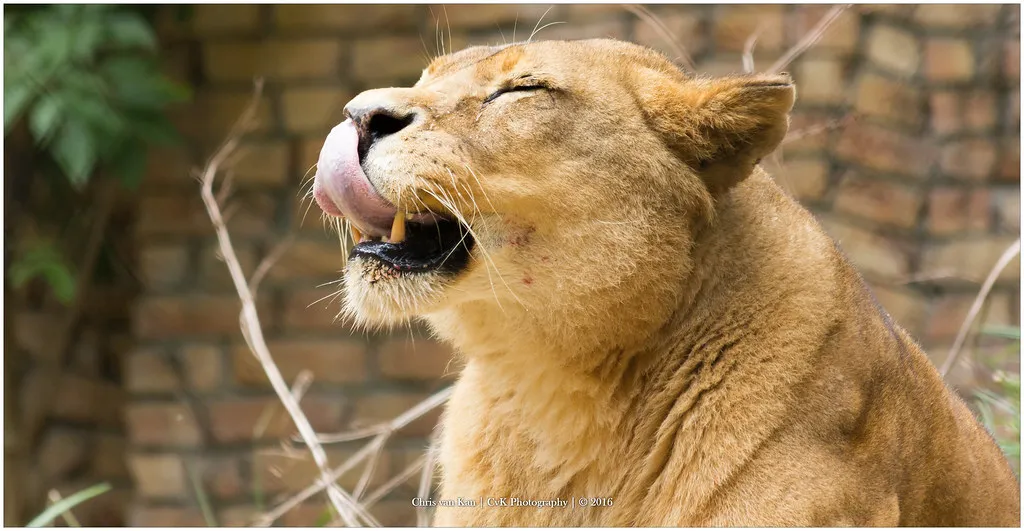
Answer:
312;119;474;278
348;214;474;275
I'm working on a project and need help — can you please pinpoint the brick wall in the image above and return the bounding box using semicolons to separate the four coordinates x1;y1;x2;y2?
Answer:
123;5;1020;526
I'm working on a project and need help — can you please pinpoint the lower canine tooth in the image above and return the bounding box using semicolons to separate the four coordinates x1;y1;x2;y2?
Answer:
350;226;363;244
390;213;406;243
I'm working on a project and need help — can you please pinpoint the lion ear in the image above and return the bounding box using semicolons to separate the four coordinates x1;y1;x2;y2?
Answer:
636;72;796;195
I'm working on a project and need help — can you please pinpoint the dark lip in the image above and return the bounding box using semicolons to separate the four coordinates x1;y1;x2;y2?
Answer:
349;217;474;275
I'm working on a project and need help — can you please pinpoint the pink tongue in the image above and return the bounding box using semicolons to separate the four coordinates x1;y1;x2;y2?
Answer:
313;120;399;238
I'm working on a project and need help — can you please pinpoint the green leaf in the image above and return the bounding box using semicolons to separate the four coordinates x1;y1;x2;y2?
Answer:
105;12;157;51
314;507;333;527
4;81;35;133
40;261;76;304
126;110;181;146
51;118;97;186
26;482;111;527
109;140;147;189
981;325;1022;340
28;93;64;144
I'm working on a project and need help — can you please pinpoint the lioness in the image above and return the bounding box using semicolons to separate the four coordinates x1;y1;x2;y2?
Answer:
312;39;1020;526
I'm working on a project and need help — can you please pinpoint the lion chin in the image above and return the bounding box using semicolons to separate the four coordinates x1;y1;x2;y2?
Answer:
312;39;1021;527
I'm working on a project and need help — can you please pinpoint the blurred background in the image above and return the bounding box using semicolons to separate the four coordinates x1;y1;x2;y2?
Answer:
4;4;1020;527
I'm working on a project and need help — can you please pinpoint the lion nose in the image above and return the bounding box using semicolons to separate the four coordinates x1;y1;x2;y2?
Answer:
347;105;417;162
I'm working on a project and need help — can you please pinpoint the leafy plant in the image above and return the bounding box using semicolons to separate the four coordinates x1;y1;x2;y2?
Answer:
4;4;190;303
26;482;111;527
975;326;1021;477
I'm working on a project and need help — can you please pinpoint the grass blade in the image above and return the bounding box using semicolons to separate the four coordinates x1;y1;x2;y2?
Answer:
27;482;111;527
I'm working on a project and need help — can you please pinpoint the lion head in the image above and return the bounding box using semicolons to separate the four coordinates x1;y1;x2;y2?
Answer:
313;38;794;358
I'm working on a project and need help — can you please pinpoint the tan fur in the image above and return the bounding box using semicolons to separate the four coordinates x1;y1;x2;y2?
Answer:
335;39;1020;526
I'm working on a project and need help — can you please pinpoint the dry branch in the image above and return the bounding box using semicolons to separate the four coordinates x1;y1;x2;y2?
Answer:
197;79;374;527
939;239;1021;377
621;4;696;71
767;5;851;74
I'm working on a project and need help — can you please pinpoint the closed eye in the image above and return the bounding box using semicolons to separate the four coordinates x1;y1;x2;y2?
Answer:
482;84;547;105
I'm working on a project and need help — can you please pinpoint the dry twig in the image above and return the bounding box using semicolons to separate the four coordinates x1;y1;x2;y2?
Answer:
197;79;374;527
621;4;696;71
256;387;454;526
939;239;1021;377
767;4;850;74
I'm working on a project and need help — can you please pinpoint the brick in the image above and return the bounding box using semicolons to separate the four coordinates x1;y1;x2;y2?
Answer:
198;240;257;291
159;46;191;87
865;25;919;77
834;174;921;228
173;90;275;143
125;350;179;393
275;4;418;32
38;428;87;480
926;293;1013;341
920;236;1021;283
1006;90;1019;136
219;505;260;527
351;392;441;438
134;295;273;339
207;395;345;443
794;58;846;105
1003;39;1019;84
181;345;225;390
926;187;991;235
930;90;998;136
960;92;998;133
136;191;274;238
859;5;914;18
789;6;859;54
783;111;836;153
912;5;1001;29
820;216;911;279
192;5;261;36
378;337;458;380
253;446;391;494
233;140;290;186
714;5;785;53
778;157;829;200
853;72;923;129
12;311;60;361
192;456;244;500
924;38;975;82
282;287;354;332
52;374;123;427
281;503;334;527
632;11;706;62
126;403;202;446
870;283;929;336
135;193;210;236
281;87;352;133
203;39;344;82
91;433;129;479
997;138;1020;182
139;244;189;290
297;136;325;184
373;499;418;527
267;238;348;280
430;4;555;30
352;37;432;84
939;139;997;181
142;146;195;187
128;453;186;498
232;339;368;387
835;122;935;179
128;506;207;527
993;189;1020;232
